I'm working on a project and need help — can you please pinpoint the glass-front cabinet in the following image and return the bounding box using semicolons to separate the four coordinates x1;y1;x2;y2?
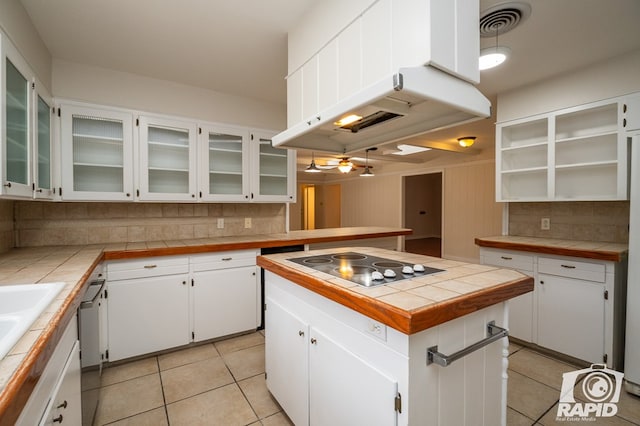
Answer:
198;124;250;202
60;104;134;200
33;90;54;199
138;116;197;201
1;34;54;199
250;130;296;202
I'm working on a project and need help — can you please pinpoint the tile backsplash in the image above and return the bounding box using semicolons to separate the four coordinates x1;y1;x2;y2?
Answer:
508;201;630;243
13;201;286;247
0;201;14;253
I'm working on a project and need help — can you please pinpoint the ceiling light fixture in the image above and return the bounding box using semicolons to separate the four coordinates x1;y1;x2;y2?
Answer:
337;159;354;174
457;136;477;147
304;152;322;173
361;147;377;177
479;46;511;70
333;114;363;127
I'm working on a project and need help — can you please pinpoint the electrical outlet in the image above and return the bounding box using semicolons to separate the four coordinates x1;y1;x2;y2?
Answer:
365;320;387;341
217;218;224;229
541;217;550;230
244;217;252;229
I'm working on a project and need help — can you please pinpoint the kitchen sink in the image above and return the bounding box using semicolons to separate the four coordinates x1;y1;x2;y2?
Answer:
0;283;65;360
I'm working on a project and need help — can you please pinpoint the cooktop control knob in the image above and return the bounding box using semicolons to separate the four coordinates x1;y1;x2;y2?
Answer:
413;264;425;272
371;271;384;280
383;269;396;278
402;266;414;274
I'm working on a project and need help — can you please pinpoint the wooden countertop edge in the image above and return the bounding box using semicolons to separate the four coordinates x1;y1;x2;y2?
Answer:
474;238;624;262
0;254;103;426
257;256;534;335
103;229;412;260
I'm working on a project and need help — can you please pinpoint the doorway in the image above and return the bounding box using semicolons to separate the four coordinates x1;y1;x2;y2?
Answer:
299;183;341;230
403;173;442;257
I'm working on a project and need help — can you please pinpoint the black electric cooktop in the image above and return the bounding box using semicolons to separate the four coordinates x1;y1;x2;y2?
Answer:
289;252;444;287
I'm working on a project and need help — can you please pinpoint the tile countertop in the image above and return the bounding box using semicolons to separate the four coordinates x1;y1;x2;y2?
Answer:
0;226;410;425
257;247;534;335
475;235;628;262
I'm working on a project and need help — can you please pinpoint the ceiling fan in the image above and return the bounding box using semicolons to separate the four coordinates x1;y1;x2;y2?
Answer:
305;148;377;174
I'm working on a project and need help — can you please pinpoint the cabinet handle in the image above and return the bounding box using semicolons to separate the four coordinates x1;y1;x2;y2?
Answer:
144;264;157;269
500;256;513;260
560;264;576;269
298;330;304;337
36;188;43;193
222;257;232;261
57;400;68;409
623;118;627;127
3;182;11;188
53;414;63;423
310;338;317;344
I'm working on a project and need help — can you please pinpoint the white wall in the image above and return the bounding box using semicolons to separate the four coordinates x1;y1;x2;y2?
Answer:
497;50;640;122
52;59;286;130
0;0;52;91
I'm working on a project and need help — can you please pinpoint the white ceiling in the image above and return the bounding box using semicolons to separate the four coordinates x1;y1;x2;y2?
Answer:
19;0;640;171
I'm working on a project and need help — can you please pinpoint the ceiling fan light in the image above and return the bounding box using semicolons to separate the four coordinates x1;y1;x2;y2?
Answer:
337;160;353;173
457;136;476;147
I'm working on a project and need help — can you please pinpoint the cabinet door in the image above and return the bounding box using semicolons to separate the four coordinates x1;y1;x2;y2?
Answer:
265;298;309;426
33;90;54;199
309;327;398;426
138;116;197;201
192;266;258;341
41;341;81;426
107;275;189;361
250;130;296;202
60;104;134;200
624;93;640;132
2;44;33;197
537;273;605;363
198;124;250;202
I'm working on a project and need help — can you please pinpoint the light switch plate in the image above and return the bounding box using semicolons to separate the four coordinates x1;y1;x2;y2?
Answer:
244;217;252;228
541;218;550;230
217;218;224;229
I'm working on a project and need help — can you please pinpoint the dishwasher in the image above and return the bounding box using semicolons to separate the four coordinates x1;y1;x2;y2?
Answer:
78;269;106;426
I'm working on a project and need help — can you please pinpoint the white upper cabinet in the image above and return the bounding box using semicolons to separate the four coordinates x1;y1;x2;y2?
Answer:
1;34;55;200
198;124;250;202
138;116;197;202
286;0;480;127
496;97;629;202
250;130;296;202
623;93;640;132
60;104;134;201
33;88;54;199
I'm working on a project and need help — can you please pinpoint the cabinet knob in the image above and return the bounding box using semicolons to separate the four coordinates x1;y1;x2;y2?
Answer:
53;414;63;423
540;280;545;285
191;194;195;198
126;193;131;197
298;330;304;337
57;400;68;409
182;281;187;285
3;182;11;188
310;337;317;345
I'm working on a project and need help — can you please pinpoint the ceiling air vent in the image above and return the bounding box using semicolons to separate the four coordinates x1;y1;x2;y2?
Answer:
480;2;531;37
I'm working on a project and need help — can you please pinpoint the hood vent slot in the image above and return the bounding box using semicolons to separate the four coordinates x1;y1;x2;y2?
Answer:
338;111;403;133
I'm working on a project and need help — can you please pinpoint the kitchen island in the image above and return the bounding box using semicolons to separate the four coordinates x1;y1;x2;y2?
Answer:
258;247;533;426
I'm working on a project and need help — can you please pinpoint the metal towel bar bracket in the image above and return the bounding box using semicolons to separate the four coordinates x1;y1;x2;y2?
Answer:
426;321;508;367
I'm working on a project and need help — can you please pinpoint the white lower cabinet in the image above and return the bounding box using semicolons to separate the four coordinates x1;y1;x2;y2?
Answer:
265;271;508;426
191;250;259;342
106;251;259;361
17;317;81;426
107;273;190;361
479;247;626;368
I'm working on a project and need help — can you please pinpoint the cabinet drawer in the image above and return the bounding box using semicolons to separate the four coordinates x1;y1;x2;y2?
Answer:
190;249;258;272
538;257;605;283
483;250;534;271
107;256;189;281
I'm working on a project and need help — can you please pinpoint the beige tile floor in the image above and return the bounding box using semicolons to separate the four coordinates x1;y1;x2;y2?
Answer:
91;333;640;426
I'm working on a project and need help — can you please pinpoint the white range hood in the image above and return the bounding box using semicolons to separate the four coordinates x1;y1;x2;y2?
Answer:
272;65;491;154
